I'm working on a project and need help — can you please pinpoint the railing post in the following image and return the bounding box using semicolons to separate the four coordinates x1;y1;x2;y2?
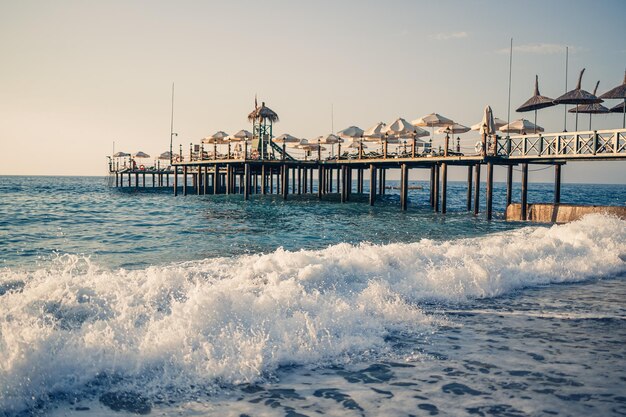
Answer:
556;134;562;155
538;134;544;155
614;131;619;154
593;130;598;155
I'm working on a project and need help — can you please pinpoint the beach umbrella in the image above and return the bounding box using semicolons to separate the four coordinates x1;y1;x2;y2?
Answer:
384;118;428;155
274;133;300;144
318;134;343;144
470;118;507;131
500;119;544;134
412;113;454;148
230;129;253;141
133;151;150;158
202;131;230;144
599;69;626;128
337;126;364;140
554;68;602;131
362;122;387;142
568;81;609;130
158;151;178;160
113;151;130;157
436;123;470;135
516;75;556;132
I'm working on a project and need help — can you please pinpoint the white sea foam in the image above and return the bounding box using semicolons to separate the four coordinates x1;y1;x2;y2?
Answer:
0;214;625;413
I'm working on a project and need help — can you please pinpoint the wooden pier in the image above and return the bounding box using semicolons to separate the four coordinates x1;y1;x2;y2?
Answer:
109;128;626;221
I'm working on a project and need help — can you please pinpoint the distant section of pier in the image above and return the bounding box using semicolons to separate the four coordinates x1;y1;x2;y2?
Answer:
108;127;626;222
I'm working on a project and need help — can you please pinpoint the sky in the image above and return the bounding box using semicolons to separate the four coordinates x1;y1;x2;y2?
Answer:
1;0;625;183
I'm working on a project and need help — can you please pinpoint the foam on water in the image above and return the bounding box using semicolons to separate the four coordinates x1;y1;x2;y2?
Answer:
1;214;625;413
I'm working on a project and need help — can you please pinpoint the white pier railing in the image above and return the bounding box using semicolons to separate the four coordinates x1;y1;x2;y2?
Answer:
496;128;626;159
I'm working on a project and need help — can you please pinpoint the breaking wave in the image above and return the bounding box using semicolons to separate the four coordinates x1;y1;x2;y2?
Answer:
0;214;624;413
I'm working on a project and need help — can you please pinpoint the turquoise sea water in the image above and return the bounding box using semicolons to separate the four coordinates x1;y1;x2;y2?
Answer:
1;176;625;416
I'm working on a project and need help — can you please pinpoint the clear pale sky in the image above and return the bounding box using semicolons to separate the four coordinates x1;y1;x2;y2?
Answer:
1;0;625;183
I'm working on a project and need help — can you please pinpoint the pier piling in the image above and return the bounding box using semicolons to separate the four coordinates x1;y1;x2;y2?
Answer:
521;163;529;220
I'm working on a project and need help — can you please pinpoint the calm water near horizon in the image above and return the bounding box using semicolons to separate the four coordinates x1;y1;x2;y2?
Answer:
1;176;625;416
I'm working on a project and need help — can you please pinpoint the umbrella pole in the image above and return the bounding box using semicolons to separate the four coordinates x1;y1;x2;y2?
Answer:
575;108;579;132
534;110;537;134
623;98;625;128
589;114;592;131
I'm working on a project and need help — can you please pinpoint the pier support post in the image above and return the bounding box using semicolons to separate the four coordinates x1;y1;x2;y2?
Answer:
183;166;187;196
197;168;201;195
128;172;131;187
506;165;513;206
473;163;481;215
292;168;296;194
486;162;494;220
318;166;323;199
466;165;473;211
329;169;333;193
430;166;435;207
297;167;302;194
340;166;347;203
282;165;289;200
521;163;529;220
303;168;307;193
173;168;178;196
400;163;409;211
369;165;376;206
261;165;266;195
554;164;561;204
213;165;219;194
244;163;250;200
270;169;274;194
357;169;363;193
309;168;314;194
441;163;448;214
226;165;231;195
434;164;440;212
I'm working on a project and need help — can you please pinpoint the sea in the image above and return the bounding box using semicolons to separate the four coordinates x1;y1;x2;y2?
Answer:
1;175;625;417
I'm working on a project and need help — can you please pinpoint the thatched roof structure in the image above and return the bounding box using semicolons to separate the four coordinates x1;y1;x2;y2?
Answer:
599;69;626;99
248;102;279;123
554;68;602;105
610;101;625;113
517;75;556;112
568;81;609;114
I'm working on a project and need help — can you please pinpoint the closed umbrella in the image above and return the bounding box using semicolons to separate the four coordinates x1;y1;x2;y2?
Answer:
554;68;602;131
568;81;609;130
516;75;556;133
599;69;626;128
500;119;544;134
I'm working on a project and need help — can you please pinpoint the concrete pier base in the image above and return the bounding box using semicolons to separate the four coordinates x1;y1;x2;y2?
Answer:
505;203;626;223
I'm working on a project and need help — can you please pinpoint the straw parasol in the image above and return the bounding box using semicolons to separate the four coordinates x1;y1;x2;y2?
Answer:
247;102;279;123
610;101;625;114
113;152;130;157
500;119;544;134
568;81;609;130
554;68;602;131
133;151;150;158
516;75;556;133
599;69;626;128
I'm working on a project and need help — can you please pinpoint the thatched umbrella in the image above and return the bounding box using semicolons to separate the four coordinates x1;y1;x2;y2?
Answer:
319;133;344;157
113;151;130;157
158;151;178;160
500;119;544;134
247;102;279;123
599;69;626;128
516;75;556;133
133;151;150;158
568;81;609;130
202;131;229;144
610;101;625;114
554;68;602;131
